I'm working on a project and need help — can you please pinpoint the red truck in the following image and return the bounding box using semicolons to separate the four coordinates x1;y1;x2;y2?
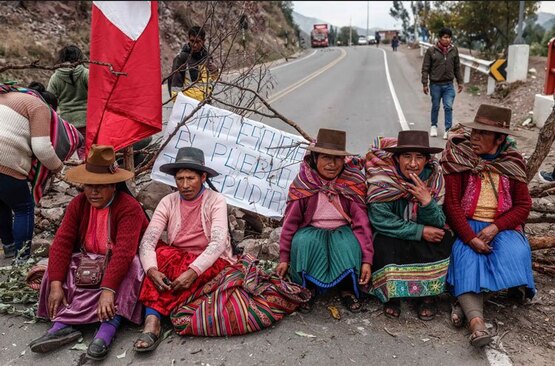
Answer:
311;24;329;48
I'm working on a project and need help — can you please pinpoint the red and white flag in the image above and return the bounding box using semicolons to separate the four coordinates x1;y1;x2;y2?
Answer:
86;1;161;152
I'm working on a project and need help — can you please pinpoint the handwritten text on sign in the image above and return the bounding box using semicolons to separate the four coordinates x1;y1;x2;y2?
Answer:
151;94;308;218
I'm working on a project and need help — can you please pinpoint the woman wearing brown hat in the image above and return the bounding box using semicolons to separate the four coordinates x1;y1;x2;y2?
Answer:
277;129;373;313
366;130;454;320
30;145;149;360
441;105;536;347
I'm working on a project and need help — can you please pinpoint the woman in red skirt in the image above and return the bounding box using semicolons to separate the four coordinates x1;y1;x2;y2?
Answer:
134;147;236;352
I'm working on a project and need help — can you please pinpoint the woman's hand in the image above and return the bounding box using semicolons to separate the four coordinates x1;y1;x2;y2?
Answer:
359;263;371;285
477;224;499;245
172;269;198;292
275;262;289;278
407;173;433;207
422;226;445;243
468;237;492;254
48;281;68;319
97;289;116;321
147;268;172;292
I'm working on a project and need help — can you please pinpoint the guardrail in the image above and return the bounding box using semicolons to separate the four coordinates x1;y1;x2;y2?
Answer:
419;41;497;95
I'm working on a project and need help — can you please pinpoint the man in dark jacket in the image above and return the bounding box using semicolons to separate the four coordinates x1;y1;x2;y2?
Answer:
168;26;218;97
421;27;463;140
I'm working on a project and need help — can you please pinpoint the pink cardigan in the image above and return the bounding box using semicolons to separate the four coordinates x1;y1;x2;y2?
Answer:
139;189;236;275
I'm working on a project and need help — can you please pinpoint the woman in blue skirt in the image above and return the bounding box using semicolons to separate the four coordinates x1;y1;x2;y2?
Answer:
441;105;535;347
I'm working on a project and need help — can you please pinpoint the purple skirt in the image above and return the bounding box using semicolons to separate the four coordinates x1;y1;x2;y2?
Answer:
37;253;144;325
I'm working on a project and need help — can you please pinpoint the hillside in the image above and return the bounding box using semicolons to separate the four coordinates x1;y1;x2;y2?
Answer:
0;1;299;86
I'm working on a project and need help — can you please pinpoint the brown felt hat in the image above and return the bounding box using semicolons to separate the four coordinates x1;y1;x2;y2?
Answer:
460;104;521;136
384;130;444;154
307;128;353;156
65;145;134;184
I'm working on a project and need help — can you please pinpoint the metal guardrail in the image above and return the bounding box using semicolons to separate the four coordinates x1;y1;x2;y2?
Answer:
419;41;497;95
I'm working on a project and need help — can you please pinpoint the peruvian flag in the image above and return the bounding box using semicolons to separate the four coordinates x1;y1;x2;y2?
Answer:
86;1;161;152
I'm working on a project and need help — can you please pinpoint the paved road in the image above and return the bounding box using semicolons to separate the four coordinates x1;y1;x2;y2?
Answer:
0;47;492;366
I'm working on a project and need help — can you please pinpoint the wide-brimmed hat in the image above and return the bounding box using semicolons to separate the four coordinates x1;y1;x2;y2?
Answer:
383;130;444;154
159;146;219;177
65;145;134;184
307;128;353;156
460;104;521;136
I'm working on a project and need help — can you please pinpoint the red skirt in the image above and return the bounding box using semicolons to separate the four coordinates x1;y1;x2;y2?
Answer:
139;245;229;316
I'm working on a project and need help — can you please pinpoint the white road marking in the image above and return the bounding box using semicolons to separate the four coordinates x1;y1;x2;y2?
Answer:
485;347;513;366
378;48;409;131
269;49;317;71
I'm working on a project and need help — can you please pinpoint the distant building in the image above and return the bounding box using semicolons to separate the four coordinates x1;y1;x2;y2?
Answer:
376;30;400;42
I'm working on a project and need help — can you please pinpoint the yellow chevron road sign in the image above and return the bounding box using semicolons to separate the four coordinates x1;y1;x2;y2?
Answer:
489;59;507;82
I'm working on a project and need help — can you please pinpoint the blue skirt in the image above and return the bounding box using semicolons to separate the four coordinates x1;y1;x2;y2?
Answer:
447;219;536;298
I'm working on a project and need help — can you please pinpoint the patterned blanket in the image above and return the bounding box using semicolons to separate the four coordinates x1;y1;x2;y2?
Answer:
0;84;83;203
287;154;366;205
365;136;445;205
439;130;527;183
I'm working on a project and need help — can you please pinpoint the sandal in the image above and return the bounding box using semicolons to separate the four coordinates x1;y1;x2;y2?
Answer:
133;331;162;353
383;299;401;319
469;329;493;347
298;297;315;314
417;297;437;321
341;293;363;313
451;301;465;328
87;338;110;360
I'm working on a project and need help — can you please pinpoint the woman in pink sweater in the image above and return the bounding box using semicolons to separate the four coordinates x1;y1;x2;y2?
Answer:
134;147;235;352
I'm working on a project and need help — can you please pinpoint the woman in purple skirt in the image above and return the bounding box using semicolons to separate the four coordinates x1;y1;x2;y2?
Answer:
30;145;149;360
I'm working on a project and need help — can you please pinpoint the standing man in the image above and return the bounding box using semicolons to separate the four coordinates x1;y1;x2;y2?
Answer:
168;26;219;101
421;28;463;140
375;31;381;48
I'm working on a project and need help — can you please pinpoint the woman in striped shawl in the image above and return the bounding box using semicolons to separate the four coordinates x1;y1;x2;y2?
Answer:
440;105;535;347
366;130;454;321
277;129;373;313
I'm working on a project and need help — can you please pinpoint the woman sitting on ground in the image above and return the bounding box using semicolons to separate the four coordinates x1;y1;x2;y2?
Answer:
366;130;454;320
31;145;149;360
134;147;236;352
277;129;373;313
440;105;535;347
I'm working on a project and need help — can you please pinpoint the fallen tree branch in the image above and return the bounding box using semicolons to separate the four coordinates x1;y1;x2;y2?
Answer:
529;236;555;251
529;182;555;197
532;262;555;276
0;59;127;76
526;105;555;183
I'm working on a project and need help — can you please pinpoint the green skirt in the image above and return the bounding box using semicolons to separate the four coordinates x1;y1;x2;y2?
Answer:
289;225;362;296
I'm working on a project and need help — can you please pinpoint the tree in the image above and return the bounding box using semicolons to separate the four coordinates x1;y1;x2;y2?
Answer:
390;0;410;39
328;25;337;46
452;1;539;58
337;26;358;46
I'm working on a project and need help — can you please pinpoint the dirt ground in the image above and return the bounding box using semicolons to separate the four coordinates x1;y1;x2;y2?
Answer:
402;44;555;365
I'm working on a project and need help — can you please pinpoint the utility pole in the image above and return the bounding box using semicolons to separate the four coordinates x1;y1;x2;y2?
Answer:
514;0;525;44
366;1;369;40
349;17;352;46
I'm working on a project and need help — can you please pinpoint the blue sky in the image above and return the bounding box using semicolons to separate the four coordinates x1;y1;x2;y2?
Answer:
293;1;555;30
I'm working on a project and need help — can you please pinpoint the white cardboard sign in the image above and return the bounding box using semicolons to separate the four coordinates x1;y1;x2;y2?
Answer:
151;94;308;219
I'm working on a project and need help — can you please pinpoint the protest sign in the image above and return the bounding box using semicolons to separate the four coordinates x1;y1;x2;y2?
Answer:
151;94;308;219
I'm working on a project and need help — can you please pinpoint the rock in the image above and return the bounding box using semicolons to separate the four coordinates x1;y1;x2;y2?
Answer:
32;238;52;257
522;117;533;127
236;219;246;231
549;341;555;348
529;68;537;75
40;194;73;209
269;227;282;243
243;211;265;233
261;227;273;239
37;219;51;230
52;181;70;193
136;181;174;212
40;208;64;223
232;229;245;243
67;187;80;197
240;239;263;257
261;241;279;261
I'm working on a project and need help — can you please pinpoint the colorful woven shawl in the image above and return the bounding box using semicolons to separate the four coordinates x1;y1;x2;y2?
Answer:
287;154;366;205
0;84;83;203
439;130;527;183
365;136;445;205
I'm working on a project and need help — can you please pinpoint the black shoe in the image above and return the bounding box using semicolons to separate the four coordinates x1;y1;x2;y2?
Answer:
2;244;15;259
539;170;555;183
29;327;82;353
87;338;110;360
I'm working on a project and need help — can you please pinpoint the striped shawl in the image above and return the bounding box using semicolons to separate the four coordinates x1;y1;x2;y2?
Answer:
288;154;366;205
439;131;527;183
0;84;83;203
365;137;445;205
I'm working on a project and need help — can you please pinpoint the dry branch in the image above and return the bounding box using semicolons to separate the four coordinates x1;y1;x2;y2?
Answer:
0;59;127;76
532;262;555;276
526;105;555;183
529;236;555;251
